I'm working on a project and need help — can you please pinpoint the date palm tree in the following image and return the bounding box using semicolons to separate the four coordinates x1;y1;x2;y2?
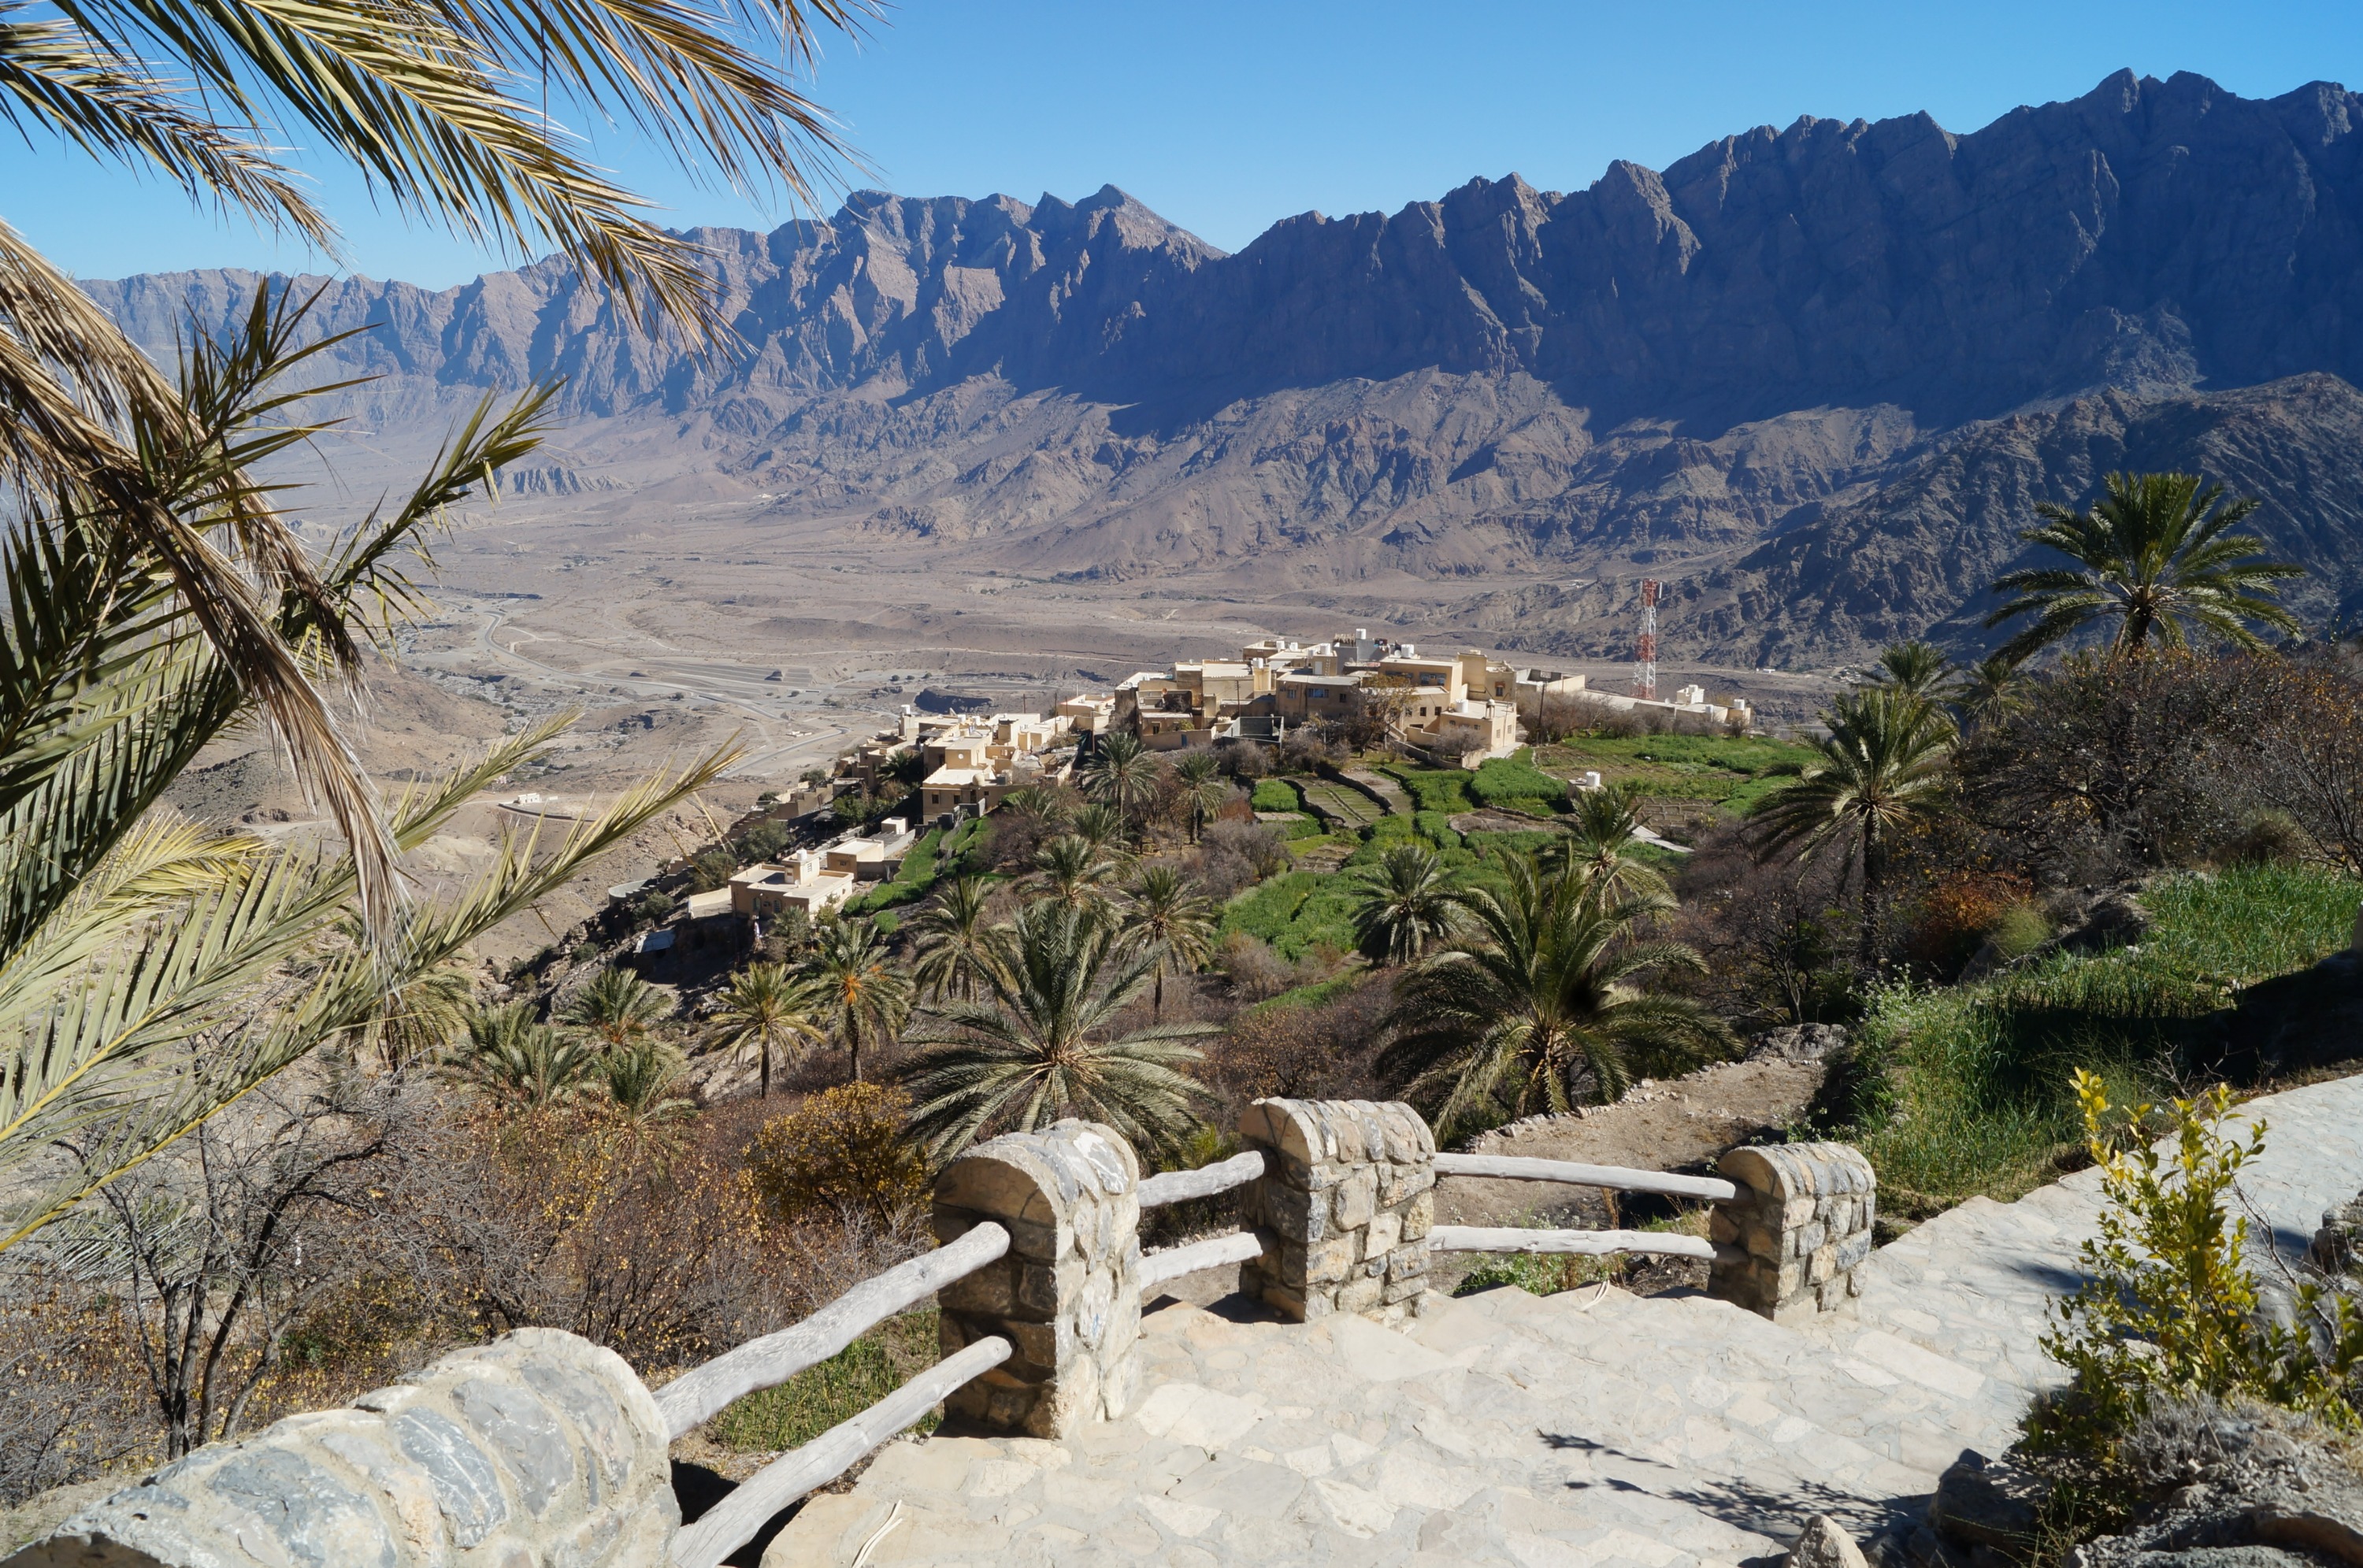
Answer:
1118;866;1218;1018
1381;854;1731;1138
0;304;729;1255
1750;686;1957;965
1084;731;1159;821
1986;472;2303;662
563;967;671;1052
1030;834;1119;912
596;1041;696;1127
1348;843;1460;966
899;903;1215;1160
1864;640;1953;699
705;962;825;1098
1067;803;1133;866
907;876;1001;1003
0;0;844;1244
1555;782;1671;905
447;1002;600;1109
1172;751;1229;843
798;919;912;1083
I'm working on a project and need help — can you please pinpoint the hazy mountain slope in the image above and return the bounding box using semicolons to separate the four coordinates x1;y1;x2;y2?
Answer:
81;69;2363;662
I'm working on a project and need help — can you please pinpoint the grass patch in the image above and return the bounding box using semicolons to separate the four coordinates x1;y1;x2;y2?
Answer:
1249;974;1363;1012
1298;778;1386;828
1849;866;2363;1207
1386;766;1473;814
1467;756;1567;814
1220;869;1362;960
708;1311;940;1451
1250;779;1303;814
1534;733;1816;811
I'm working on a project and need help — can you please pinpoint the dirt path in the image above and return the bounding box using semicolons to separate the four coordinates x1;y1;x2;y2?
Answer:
1437;1056;1827;1229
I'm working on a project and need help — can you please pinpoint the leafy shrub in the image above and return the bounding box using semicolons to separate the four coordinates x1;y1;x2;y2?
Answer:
1452;1249;1616;1298
740;821;792;862
570;941;600;966
2220;811;2313;868
688;848;736;892
1989;903;2053;962
747;1083;929;1228
2023;1073;2363;1521
1903;871;2033;970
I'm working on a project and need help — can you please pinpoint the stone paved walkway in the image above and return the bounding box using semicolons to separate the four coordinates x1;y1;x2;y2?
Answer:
760;1073;2363;1568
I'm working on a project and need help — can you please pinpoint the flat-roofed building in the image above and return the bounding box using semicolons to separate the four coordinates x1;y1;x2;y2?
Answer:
730;851;856;918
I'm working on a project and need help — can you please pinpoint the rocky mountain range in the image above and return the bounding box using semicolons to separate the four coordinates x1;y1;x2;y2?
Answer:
84;69;2363;664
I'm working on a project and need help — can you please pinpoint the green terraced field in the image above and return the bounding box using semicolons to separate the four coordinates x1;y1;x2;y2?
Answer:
1296;777;1386;828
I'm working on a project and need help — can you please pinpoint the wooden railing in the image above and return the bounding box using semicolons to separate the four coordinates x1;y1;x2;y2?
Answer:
667;1127;1738;1566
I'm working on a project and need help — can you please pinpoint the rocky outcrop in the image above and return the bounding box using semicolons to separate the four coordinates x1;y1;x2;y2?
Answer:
80;71;2363;658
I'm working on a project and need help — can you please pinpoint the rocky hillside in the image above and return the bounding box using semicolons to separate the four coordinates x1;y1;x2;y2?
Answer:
84;69;2363;662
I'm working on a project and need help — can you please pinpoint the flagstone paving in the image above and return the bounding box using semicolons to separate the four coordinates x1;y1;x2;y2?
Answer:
761;1073;2363;1568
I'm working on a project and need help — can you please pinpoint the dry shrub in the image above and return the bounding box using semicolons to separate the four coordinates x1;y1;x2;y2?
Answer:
1207;978;1392;1115
1904;870;2035;973
0;1271;158;1503
399;1104;800;1375
747;1083;928;1229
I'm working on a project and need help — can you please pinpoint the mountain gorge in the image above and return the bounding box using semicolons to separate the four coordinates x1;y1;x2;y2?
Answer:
85;69;2363;664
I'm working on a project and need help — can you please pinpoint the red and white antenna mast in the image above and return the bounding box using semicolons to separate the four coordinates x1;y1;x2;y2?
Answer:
1633;579;1660;702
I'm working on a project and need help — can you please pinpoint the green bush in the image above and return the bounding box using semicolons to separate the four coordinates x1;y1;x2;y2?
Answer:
1250;779;1303;814
2022;1073;2363;1533
1219;869;1359;960
710;1312;941;1451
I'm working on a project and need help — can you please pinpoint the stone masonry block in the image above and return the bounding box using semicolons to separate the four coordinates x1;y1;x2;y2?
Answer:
1710;1141;1877;1323
17;1329;673;1568
932;1121;1140;1439
1241;1096;1437;1325
1333;1170;1378;1230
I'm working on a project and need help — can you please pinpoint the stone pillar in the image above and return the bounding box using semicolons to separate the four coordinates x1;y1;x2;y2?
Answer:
932;1119;1141;1437
11;1327;674;1568
1708;1142;1877;1322
1237;1097;1437;1326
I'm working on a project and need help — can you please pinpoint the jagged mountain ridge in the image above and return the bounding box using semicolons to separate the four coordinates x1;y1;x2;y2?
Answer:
81;69;2363;662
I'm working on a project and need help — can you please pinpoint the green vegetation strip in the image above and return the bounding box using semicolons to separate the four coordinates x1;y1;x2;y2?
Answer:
1847;865;2363;1207
709;1311;942;1452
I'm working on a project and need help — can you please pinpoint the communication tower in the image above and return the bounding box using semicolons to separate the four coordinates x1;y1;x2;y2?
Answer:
1633;579;1660;702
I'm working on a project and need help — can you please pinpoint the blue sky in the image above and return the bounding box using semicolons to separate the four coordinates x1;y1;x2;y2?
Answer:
12;0;2363;287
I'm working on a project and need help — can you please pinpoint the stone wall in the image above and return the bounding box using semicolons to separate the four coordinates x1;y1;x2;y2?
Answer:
1708;1142;1877;1322
5;1327;674;1568
1237;1097;1437;1326
933;1119;1142;1438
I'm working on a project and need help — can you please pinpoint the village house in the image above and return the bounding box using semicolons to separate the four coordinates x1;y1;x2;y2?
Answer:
729;850;856;919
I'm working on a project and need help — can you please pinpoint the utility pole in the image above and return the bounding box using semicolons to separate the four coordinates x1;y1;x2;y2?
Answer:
1633;579;1660;702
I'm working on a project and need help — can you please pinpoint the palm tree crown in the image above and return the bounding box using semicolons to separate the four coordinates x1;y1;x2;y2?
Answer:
704;962;825;1098
1171;751;1229;842
908;876;1002;1002
899;903;1215;1160
797;920;912;1082
1118;865;1219;1017
1750;686;1956;964
447;1002;599;1109
1084;732;1159;821
1986;471;2302;662
1381;854;1731;1138
1555;783;1671;905
1030;834;1120;911
1864;641;1954;700
563;967;671;1051
1348;843;1461;966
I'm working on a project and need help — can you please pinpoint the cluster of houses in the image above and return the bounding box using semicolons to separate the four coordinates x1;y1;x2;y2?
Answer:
646;627;1754;936
1114;628;1750;762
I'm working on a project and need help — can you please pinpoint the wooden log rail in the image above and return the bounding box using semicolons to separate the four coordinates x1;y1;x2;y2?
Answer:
1432;1152;1737;1203
655;1221;1011;1440
1429;1225;1716;1261
1139;1229;1267;1288
668;1336;1014;1568
1137;1150;1265;1207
